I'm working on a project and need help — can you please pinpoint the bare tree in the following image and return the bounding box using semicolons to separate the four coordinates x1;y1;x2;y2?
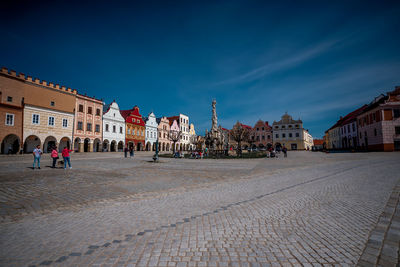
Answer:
229;122;250;156
168;130;181;154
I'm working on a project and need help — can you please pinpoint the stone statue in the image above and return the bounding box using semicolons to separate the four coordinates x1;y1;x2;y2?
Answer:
211;99;218;133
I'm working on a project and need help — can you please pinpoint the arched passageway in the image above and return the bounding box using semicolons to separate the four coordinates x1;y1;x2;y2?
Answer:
24;135;41;153
84;138;90;152
1;134;20;154
137;142;142;151
93;138;101;152
117;141;124;152
103;139;109;152
44;136;57;153
110;140;116;152
146;142;151;151
59;137;71;152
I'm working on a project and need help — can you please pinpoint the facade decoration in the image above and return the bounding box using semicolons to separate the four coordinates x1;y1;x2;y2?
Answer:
249;120;273;149
272;113;313;150
357;87;400;151
102;101;125;152
168;118;180;152
156;116;171;151
121;106;145;151
144;112;158;151
73;94;103;152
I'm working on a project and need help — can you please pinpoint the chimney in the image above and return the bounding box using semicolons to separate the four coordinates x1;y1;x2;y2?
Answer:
18;73;25;79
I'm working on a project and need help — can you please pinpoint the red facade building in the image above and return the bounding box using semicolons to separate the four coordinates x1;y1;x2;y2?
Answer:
120;106;146;151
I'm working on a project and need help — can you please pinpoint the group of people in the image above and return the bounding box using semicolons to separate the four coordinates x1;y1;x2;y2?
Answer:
32;145;73;169
123;146;135;158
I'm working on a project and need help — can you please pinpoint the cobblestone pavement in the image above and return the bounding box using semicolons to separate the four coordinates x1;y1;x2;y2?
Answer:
0;151;399;266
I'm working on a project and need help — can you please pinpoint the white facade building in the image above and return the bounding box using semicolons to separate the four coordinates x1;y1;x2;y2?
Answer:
102;101;125;152
179;114;190;150
144;112;158;151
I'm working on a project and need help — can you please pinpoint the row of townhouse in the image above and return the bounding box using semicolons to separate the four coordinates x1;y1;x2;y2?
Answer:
324;86;400;151
0;67;196;154
223;112;314;151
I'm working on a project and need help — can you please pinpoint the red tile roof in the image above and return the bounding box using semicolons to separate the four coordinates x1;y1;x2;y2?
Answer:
313;139;324;146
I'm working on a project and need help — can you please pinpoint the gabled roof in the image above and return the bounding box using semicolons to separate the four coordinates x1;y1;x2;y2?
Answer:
240;123;252;130
167;116;179;126
120;106;145;126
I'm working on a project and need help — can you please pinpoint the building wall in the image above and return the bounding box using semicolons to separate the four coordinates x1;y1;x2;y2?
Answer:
0;105;23;153
340;121;358;148
103;102;125;152
23;105;74;153
250;120;273;148
157;117;171;151
74;95;103;152
145;112;158;151
179;114;190;149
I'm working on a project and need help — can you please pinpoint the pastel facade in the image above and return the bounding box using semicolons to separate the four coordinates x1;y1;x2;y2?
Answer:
121;106;145;151
0;67;77;153
250;120;273;149
168;114;190;151
272;113;313;150
357;87;400;151
189;123;196;150
157;116;171;151
74;94;103;152
144;112;158;151
102;101;125;152
169;118;180;152
0;68;24;154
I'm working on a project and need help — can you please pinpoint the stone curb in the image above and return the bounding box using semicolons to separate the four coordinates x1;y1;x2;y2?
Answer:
356;183;400;267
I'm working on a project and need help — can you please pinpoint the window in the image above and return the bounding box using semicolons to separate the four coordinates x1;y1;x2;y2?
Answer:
276;134;279;138
87;123;92;132
77;121;83;130
50;101;55;107
120;127;123;134
282;126;285;129
347;125;350;133
79;104;84;112
268;135;270;139
62;118;68;128
95;124;100;133
127;129;130;135
32;114;40;124
105;124;109;132
394;109;400;118
96;109;100;116
257;128;259;131
396;126;400;135
282;133;286;138
296;133;299;137
373;113;376;121
132;129;135;135
256;136;260;141
295;125;299;128
262;127;264;131
7;96;12;102
113;125;116;133
374;128;377;136
48;116;55;126
275;126;279;129
88;107;92;114
288;125;292;128
289;133;292;138
5;113;14;126
262;135;265;140
352;123;355;132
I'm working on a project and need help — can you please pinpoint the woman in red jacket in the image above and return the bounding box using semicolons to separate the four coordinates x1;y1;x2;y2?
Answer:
51;146;59;168
62;146;74;169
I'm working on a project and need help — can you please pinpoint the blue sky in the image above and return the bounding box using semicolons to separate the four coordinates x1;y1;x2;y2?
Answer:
1;0;399;138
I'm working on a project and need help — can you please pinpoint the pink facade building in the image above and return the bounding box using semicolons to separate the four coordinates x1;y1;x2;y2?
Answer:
73;94;103;152
157;116;171;151
169;118;180;152
250;120;273;149
357;86;400;151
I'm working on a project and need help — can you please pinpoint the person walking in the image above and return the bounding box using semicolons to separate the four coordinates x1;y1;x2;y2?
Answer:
129;146;134;157
282;146;288;158
62;146;74;169
124;146;128;158
51;146;59;168
32;145;42;169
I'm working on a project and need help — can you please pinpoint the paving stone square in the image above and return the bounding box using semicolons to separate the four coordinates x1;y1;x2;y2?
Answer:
0;151;399;266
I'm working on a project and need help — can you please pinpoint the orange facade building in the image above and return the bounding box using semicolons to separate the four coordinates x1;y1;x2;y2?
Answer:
0;67;77;153
73;94;103;152
120;106;145;151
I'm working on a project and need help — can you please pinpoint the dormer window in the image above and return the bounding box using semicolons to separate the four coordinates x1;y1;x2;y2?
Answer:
50;101;55;106
7;96;12;102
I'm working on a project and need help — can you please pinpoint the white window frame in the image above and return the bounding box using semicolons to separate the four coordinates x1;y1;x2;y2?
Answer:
48;116;55;127
62;118;68;128
32;114;40;125
5;113;14;126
